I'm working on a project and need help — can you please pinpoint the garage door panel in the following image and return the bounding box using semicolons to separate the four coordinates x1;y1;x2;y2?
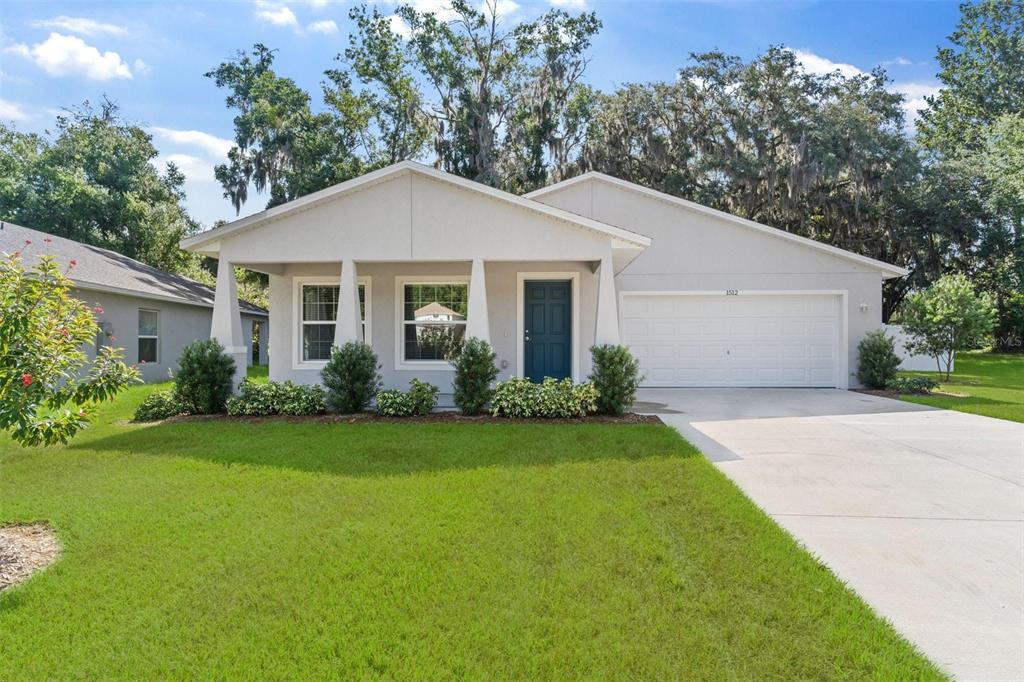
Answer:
624;293;839;387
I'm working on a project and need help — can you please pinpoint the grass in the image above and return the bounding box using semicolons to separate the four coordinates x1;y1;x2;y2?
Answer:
898;352;1024;423
0;379;941;679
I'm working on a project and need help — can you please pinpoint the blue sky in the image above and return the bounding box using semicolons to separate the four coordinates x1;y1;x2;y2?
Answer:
0;0;962;227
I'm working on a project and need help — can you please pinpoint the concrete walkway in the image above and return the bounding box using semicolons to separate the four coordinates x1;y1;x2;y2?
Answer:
637;388;1024;681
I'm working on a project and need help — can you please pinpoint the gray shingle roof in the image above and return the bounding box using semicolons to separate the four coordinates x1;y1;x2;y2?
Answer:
0;221;267;316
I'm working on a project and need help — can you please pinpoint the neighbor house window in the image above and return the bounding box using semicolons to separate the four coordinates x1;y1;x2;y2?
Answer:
402;282;468;361
138;309;159;364
300;283;366;362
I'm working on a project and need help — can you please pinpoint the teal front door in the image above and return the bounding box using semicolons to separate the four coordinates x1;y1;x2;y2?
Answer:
524;280;572;382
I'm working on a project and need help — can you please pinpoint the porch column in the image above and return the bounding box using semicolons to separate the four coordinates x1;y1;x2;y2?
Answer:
334;258;363;347
465;258;490;343
594;254;621;345
210;258;248;391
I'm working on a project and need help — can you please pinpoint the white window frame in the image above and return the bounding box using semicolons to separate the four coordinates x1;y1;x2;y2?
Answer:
137;308;160;365
292;276;372;370
394;275;470;371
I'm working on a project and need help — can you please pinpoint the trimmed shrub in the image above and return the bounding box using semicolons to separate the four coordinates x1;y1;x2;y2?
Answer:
856;330;901;389
885;376;940;395
375;379;439;417
226;379;326;416
491;377;598;418
589;344;642;415
173;339;236;414
321;342;382;414
451;337;499;415
133;390;185;422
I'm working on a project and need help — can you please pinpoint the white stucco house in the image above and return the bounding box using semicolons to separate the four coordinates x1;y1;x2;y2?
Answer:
181;161;906;392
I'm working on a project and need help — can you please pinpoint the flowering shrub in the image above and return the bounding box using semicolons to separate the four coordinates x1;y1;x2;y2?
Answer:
133;390;185;422
884;376;940;395
173;340;236;414
491;377;598;418
375;379;439;417
226;379;327;416
321;342;381;414
1;250;139;446
451;338;499;415
589;345;643;415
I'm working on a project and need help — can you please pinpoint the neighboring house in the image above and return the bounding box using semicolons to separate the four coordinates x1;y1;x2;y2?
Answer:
1;222;268;383
180;161;905;391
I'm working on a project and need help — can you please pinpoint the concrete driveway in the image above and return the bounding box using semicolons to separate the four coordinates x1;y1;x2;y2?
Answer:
637;388;1024;681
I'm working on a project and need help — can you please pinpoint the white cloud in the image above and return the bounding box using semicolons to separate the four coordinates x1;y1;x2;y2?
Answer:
789;48;862;79
0;98;31;122
307;19;339;34
549;0;587;8
254;2;299;28
158;153;219;183
150;127;234;158
5;33;133;80
30;16;127;37
389;14;413;38
491;0;520;18
132;59;151;76
893;82;942;123
882;56;913;67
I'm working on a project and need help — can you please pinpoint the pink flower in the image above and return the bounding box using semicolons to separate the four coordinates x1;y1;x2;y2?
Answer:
24;240;31;245
43;238;52;243
69;259;77;268
21;373;32;387
139;360;147;365
93;305;104;314
110;336;117;342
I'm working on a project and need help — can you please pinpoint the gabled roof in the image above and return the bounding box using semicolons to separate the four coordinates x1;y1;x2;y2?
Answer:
0;221;267;315
180;161;652;253
526;172;908;278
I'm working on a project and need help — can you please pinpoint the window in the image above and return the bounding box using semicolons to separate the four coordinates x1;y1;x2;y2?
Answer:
299;283;367;362
401;282;468;362
138;309;159;364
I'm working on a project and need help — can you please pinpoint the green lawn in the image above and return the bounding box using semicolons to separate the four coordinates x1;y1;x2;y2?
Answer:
899;352;1024;423
0;381;940;679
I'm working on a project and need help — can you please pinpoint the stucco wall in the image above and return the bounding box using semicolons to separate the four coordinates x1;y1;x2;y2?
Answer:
268;261;598;391
77;287;266;383
533;179;889;387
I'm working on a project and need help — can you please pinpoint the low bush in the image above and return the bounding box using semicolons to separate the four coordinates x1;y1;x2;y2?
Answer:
173;339;236;414
451;338;499;415
375;379;439;417
491;377;598;418
226;379;326;416
885;376;940;395
856;330;902;389
132;390;185;422
321;342;382;414
589;344;642;415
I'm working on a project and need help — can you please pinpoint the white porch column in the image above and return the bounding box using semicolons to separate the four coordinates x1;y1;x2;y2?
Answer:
211;258;248;391
333;258;363;347
464;258;490;343
594;254;621;346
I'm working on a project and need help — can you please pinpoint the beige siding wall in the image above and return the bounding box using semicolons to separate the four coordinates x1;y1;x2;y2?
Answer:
534;180;888;387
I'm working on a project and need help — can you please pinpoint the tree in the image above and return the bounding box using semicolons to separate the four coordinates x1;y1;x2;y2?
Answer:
1;250;139;447
897;274;998;379
0;100;198;272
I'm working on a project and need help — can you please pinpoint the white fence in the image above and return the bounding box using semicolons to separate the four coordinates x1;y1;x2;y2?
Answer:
883;324;949;372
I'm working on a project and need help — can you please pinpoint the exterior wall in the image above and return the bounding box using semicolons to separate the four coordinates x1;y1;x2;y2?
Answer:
885;324;948;372
268;261;598;392
76;287;266;383
534;180;888;388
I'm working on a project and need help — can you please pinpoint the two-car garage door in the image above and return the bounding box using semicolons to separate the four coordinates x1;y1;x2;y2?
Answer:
622;293;841;387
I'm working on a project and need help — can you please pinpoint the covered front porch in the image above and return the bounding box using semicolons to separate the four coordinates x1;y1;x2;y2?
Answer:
209;257;624;393
181;161;651;391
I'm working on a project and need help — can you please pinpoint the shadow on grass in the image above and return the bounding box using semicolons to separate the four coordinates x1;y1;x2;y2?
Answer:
76;419;694;479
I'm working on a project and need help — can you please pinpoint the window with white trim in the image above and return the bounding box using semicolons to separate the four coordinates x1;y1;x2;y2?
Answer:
138;309;159;364
300;284;366;362
401;282;468;361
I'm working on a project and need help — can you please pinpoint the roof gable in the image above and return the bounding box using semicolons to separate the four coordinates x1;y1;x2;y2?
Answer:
526;172;907;278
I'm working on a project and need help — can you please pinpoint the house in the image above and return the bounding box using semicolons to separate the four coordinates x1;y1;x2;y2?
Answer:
1;222;268;383
180;161;905;392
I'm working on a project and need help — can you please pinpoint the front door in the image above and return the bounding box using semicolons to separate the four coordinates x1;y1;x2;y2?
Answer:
524;280;572;382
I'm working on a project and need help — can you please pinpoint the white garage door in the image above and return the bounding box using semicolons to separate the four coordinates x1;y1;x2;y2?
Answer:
622;293;840;387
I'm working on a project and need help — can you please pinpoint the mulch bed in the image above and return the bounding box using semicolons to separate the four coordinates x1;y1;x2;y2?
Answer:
166;412;663;426
852;388;902;399
0;523;61;592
